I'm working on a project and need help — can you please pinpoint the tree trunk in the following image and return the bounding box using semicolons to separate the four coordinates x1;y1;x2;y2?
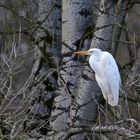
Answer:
50;0;93;139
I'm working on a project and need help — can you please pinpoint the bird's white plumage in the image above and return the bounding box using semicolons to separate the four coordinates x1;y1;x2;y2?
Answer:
88;48;121;106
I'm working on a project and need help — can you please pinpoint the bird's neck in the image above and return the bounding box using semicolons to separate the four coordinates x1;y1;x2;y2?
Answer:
89;56;102;77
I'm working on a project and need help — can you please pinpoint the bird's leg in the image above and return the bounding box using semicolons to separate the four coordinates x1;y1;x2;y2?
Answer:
105;97;108;123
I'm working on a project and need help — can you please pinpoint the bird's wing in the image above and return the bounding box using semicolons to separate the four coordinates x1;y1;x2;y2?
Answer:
101;52;121;106
95;74;107;101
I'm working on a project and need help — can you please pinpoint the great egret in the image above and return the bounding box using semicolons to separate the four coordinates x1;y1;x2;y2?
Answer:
74;48;121;106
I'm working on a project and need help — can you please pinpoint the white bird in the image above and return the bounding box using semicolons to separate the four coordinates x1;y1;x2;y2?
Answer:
74;48;121;106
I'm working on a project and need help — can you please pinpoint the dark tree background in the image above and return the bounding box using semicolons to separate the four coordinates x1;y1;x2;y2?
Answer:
0;0;140;140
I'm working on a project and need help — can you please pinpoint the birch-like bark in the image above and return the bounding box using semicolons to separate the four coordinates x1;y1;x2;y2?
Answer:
50;0;93;139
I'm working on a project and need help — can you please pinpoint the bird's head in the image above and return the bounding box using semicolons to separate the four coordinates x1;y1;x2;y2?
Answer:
74;48;102;56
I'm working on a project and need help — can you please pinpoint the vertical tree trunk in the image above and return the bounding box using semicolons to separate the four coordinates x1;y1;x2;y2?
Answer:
50;0;93;139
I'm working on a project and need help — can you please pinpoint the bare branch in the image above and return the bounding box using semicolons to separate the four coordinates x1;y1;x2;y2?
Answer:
62;124;139;140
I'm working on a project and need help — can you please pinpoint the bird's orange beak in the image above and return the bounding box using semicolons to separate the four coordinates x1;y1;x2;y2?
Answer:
74;51;89;55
